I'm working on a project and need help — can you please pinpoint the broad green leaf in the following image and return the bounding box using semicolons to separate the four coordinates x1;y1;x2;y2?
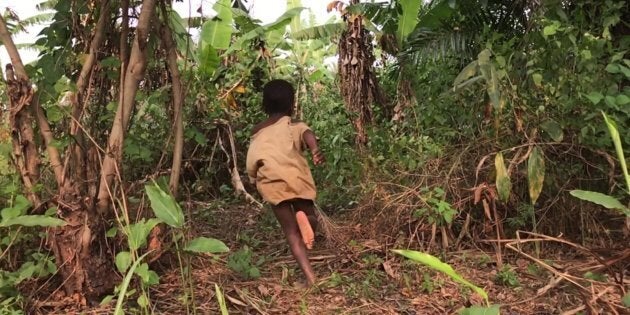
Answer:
392;249;488;302
623;292;630;307
115;251;131;273
263;7;306;32
618;64;630;78
602;112;630;193
145;182;184;228
495;152;511;203
137;293;149;308
527;147;545;205
308;69;325;82
135;262;159;285
487;67;501;110
1;195;31;221
106;226;118;237
584;91;604;105
543;23;558;36
287;0;303;33
215;284;229;315
532;73;542;87
540;119;563;142
199;0;233;50
185;237;230;254
616;94;630;105
0;215;66;227
459;305;501;315
46;106;64;123
605;63;619;74
453;60;479;89
397;0;422;47
570;190;625;210
416;0;456;29
127;218;161;251
198;44;221;76
605;95;617;108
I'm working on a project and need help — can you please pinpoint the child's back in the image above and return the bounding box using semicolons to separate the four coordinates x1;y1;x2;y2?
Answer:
246;116;316;205
245;79;324;286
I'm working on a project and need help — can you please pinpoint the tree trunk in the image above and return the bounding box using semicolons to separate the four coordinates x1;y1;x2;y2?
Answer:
0;14;117;299
96;0;157;213
159;10;185;197
338;0;384;147
0;16;41;206
65;0;111;195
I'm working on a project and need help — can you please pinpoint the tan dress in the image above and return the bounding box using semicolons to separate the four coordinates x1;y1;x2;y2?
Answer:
246;116;317;205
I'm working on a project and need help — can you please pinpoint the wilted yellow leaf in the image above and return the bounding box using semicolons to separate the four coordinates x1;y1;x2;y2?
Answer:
495;152;511;203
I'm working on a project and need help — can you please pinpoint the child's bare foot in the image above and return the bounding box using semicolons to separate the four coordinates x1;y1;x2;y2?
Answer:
296;211;314;249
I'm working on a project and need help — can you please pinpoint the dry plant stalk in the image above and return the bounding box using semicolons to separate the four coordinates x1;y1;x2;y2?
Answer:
314;203;346;246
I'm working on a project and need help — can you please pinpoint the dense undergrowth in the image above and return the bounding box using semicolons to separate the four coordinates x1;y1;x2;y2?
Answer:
1;0;629;314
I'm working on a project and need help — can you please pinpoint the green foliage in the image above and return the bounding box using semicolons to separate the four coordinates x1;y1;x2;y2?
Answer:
227;246;261;279
570;190;629;216
570;112;629;217
397;0;422;47
458;305;500;315
414;187;457;225
602;112;630;193
145;182;185;228
184;237;229;254
494;265;519;288
114;252;152;315
392;249;489;303
127;218;161;251
292;22;345;40
200;0;233;50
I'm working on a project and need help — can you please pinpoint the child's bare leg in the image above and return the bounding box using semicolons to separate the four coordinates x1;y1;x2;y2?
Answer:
293;199;318;233
272;202;316;285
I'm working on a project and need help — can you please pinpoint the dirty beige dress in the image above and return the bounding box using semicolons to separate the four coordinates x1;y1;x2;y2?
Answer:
246;116;317;205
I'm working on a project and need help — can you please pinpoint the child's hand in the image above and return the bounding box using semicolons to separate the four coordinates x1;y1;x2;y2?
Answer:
311;148;325;165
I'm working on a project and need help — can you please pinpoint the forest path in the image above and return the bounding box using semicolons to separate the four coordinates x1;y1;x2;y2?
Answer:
144;202;585;314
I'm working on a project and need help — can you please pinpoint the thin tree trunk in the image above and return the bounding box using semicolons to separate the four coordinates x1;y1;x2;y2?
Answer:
159;10;185;197
120;0;130;67
33;96;64;185
66;0;111;194
0;16;41;205
96;0;157;213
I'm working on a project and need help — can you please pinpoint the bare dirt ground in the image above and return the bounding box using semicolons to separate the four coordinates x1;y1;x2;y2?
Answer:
27;202;629;314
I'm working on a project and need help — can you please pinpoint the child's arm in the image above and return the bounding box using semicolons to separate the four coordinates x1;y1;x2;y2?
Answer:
303;130;325;165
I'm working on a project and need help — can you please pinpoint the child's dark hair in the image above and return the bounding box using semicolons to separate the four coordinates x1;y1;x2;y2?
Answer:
262;79;294;115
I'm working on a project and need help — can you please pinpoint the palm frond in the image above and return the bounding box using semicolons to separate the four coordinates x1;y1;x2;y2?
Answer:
36;0;59;11
402;27;475;64
346;1;396;33
292;22;345;41
17;12;54;28
15;42;43;53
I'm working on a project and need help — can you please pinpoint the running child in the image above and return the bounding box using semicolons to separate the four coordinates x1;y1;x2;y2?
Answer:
246;79;324;286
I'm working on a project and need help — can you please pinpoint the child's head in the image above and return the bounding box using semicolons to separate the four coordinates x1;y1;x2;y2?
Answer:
262;79;294;116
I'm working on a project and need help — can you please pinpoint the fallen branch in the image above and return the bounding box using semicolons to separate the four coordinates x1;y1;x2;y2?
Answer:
215;119;264;209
